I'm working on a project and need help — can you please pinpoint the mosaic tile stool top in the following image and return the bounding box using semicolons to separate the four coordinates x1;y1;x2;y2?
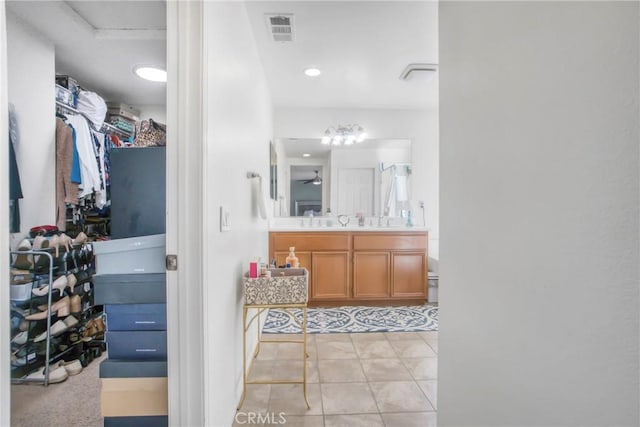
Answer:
243;268;308;305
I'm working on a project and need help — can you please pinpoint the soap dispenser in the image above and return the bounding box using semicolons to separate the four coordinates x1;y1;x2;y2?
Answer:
285;246;299;268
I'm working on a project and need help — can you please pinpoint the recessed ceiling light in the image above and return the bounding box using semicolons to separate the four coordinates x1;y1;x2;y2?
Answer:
134;66;167;83
304;67;321;77
302;153;311;157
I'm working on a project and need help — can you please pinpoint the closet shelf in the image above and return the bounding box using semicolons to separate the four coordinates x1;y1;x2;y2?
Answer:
56;101;133;139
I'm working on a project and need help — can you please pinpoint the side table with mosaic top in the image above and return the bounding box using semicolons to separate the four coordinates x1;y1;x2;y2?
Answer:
238;268;310;410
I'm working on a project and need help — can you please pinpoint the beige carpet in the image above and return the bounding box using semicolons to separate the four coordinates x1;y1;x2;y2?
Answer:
11;354;104;427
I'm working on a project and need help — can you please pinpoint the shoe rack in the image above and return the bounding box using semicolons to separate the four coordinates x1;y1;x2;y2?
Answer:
9;235;106;385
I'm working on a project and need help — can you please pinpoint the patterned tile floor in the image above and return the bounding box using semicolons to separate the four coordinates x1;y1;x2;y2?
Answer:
234;331;438;427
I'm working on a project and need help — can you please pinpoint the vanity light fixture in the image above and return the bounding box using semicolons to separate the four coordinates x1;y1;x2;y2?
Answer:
321;124;367;146
304;67;322;77
133;65;167;83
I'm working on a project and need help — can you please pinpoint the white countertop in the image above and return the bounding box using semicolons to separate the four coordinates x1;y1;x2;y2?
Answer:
269;226;429;232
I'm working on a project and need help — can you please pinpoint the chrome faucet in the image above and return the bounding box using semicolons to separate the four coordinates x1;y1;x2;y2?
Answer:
309;211;314;227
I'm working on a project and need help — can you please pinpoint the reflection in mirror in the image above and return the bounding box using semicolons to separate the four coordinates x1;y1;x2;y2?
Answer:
269;141;277;200
290;165;323;216
276;138;411;218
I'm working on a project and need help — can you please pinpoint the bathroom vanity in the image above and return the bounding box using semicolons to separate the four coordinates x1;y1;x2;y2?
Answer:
269;228;428;306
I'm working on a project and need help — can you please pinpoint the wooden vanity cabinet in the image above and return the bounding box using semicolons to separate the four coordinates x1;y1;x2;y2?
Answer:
269;231;428;305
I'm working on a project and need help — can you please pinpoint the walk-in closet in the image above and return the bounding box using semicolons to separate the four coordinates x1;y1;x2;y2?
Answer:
6;2;168;426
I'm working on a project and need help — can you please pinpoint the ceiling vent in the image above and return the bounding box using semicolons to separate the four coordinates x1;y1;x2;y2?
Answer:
265;14;295;42
399;63;438;81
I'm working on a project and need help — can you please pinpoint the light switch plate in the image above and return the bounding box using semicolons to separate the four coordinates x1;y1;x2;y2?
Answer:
220;206;231;232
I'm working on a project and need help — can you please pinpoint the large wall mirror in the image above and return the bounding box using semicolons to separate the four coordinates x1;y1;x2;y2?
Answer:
275;138;411;217
269;141;277;200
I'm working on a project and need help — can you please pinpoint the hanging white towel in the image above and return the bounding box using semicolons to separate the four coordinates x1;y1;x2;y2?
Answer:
66;115;102;198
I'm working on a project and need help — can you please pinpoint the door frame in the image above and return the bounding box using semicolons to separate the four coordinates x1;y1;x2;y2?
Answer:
0;1;11;425
0;1;207;425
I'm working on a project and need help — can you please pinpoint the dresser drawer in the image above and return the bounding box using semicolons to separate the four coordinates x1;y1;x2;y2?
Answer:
106;331;167;360
105;304;166;331
94;274;166;305
271;233;350;251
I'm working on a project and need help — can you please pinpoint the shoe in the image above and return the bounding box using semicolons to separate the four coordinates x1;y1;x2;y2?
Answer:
94;316;105;333
33;320;67;342
59;233;72;253
50;235;60;258
63;315;78;328
11;331;28;346
72;232;88;246
31;275;68;297
61;359;82;376
70;295;81;314
66;273;77;293
12;239;32;270
25;365;68;383
32;236;51;269
25;296;70;320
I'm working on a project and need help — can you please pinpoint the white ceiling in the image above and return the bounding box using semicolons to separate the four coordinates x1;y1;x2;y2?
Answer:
245;1;438;109
6;1;437;109
6;1;166;105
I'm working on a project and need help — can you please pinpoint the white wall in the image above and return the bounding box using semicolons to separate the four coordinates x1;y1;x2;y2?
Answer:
131;104;166;124
275;107;439;249
7;11;55;243
202;2;273;425
439;2;639;426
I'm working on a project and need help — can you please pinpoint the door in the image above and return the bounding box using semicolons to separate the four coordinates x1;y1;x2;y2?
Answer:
311;252;350;299
337;168;375;216
353;252;391;298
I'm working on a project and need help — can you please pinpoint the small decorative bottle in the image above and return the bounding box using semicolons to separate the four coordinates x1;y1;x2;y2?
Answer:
285;246;299;268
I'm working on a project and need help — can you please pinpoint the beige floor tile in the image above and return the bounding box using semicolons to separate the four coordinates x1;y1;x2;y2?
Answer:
352;339;397;359
268;383;323;415
316;341;358;359
325;414;384;427
276;342;309;360
417;380;437;409
360;359;413;381
381;412;437;427
370;381;434;413
279;415;325;427
426;340;438;354
389;339;437;358
349;332;389;342
271;360;319;383
417;331;438;342
315;333;352;342
321;382;378;415
385;332;422;341
236;384;271;413
255;342;280;361
402;357;438;380
247;359;275;382
318;359;366;382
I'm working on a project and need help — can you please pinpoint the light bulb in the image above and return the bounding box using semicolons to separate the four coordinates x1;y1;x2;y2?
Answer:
356;132;367;143
344;135;355;145
321;136;331;145
332;135;342;145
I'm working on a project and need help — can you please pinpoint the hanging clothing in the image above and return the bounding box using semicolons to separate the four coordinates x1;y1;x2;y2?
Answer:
66;114;102;198
90;129;107;209
56;118;79;230
8;105;22;233
76;90;107;129
70;127;81;184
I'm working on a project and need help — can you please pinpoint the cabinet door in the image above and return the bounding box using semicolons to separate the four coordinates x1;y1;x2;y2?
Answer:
311;252;350;299
391;252;427;298
353;252;390;298
274;251;311;271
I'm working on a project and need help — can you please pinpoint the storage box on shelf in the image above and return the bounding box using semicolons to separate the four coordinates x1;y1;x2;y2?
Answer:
93;234;168;425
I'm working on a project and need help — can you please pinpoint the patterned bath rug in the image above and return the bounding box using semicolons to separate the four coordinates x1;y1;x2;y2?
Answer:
262;305;438;334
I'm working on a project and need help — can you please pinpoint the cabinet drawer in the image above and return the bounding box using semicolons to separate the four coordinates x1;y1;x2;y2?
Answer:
353;233;427;251
271;233;350;251
106;331;167;360
105;304;167;331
